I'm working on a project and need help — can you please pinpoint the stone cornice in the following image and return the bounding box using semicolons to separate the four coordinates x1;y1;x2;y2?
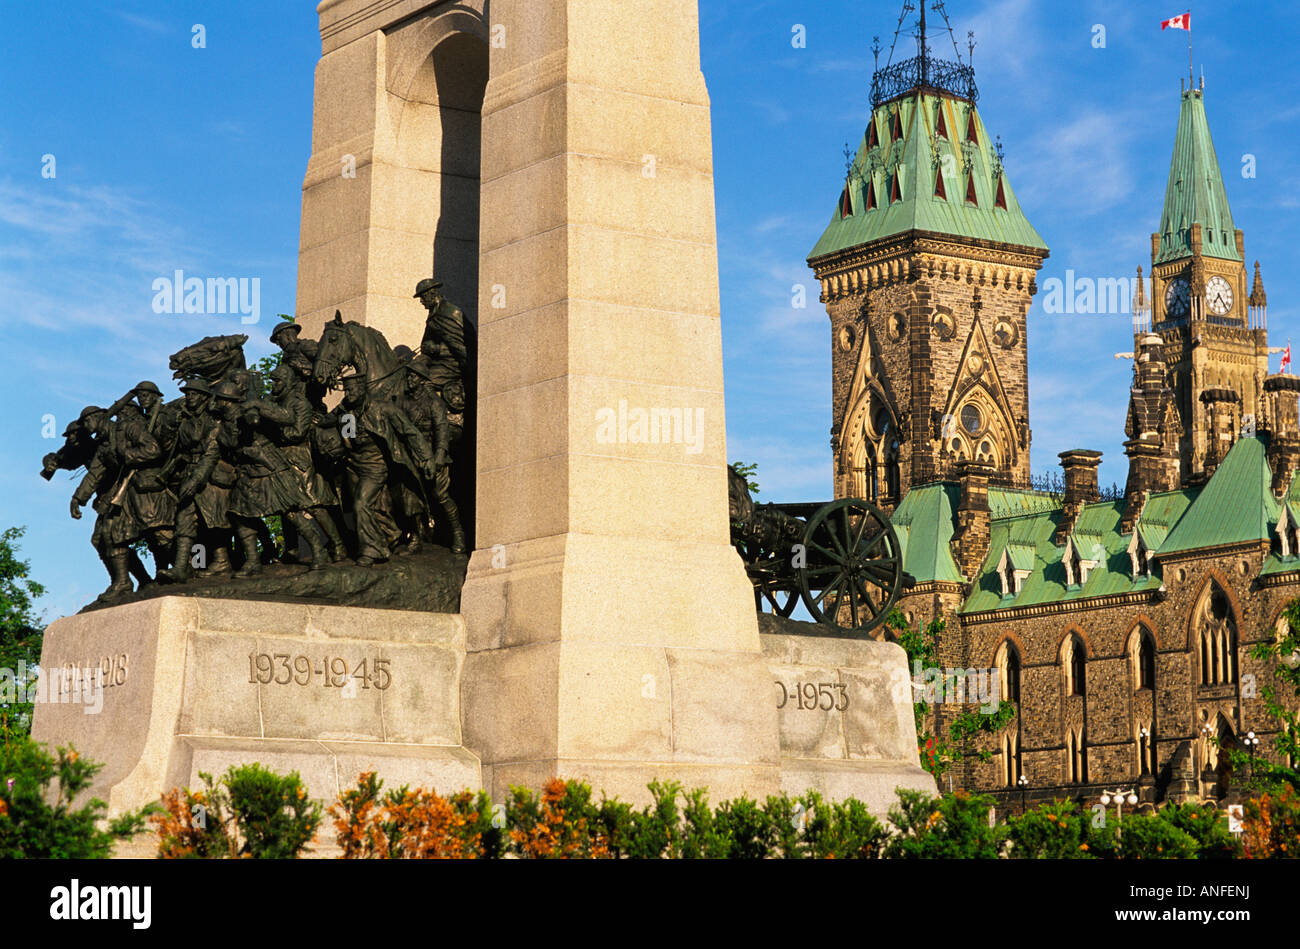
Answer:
810;231;1047;303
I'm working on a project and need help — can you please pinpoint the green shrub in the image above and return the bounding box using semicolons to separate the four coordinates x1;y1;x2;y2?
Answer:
1007;799;1095;859
679;788;729;858
1157;803;1240;859
0;738;149;858
715;796;773;859
1111;812;1199;859
223;763;322;858
885;787;1005;859
800;792;887;859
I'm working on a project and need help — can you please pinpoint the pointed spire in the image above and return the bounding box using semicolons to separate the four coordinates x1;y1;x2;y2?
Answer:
1250;260;1268;308
1155;89;1240;265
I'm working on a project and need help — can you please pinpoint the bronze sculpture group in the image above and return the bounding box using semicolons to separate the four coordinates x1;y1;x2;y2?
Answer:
42;279;472;604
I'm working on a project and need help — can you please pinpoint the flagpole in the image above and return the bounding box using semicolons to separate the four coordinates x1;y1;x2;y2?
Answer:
1188;8;1194;87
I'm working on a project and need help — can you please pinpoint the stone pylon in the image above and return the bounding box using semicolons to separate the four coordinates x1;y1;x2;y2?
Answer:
459;0;780;802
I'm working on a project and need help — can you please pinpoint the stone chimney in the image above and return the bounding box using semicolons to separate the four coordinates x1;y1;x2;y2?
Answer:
1120;335;1179;532
1054;450;1102;545
1200;389;1240;477
1264;374;1300;495
951;461;993;582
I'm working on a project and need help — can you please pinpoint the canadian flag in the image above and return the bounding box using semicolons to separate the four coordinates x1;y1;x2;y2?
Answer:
1162;12;1191;30
1282;343;1292;374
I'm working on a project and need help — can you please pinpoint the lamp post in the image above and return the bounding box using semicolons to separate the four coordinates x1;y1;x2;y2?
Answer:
1244;730;1261;778
1138;726;1151;776
1100;788;1138;838
1018;774;1029;814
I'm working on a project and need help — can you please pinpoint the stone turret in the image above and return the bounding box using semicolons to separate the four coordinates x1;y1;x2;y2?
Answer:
1200;388;1241;477
1121;334;1180;532
1264;374;1300;495
1054;451;1102;545
951;461;993;582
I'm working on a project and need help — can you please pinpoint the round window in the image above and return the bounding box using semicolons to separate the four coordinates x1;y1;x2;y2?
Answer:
961;404;982;435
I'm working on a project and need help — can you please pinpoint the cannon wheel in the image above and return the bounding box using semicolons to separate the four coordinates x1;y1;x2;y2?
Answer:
797;497;903;635
757;584;800;618
734;536;801;618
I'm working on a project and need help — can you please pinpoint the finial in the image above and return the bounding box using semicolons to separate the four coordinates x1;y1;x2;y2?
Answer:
872;35;881;71
968;30;976;67
844;143;855;177
1251;261;1268;308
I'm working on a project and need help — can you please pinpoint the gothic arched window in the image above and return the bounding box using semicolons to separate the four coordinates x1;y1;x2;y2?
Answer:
1197;584;1237;686
1063;635;1087;697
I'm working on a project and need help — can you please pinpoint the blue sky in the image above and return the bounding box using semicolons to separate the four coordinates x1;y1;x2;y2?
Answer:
2;1;1297;620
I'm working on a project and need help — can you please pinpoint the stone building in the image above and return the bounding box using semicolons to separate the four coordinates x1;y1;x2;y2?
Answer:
805;7;1298;808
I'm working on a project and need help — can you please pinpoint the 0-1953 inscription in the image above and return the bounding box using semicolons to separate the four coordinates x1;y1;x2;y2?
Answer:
775;681;848;711
248;653;391;690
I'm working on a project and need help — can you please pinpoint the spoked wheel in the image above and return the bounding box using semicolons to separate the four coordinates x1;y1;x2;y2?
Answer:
757;583;800;618
797;497;903;636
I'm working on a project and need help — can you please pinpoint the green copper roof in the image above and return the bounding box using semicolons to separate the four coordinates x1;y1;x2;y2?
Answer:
963;500;1164;614
1155;90;1241;265
1158;437;1278;554
808;92;1048;261
891;483;963;584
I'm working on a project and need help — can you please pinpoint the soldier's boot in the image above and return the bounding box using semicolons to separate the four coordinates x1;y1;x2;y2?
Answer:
208;542;233;575
289;513;330;571
440;498;468;555
159;535;195;583
310;508;347;562
105;549;134;599
128;549;153;587
280;518;302;565
233;529;263;578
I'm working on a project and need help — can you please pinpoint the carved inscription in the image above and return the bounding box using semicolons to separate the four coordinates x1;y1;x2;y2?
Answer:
247;653;392;690
775;681;849;711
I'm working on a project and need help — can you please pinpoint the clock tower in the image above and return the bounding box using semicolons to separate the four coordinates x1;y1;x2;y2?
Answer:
1147;80;1270;482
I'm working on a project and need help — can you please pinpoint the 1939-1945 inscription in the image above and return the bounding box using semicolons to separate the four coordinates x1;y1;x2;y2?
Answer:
247;653;392;690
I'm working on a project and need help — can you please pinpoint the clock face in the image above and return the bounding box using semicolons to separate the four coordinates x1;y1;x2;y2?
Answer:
1207;276;1234;316
1164;277;1191;318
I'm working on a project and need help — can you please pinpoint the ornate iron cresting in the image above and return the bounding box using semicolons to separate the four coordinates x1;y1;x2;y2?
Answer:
870;1;979;108
870;53;978;108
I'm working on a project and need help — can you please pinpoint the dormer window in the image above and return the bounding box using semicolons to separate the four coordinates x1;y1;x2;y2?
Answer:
965;172;978;206
966;110;978;144
868;120;879;149
889;173;902;204
891;109;904;141
934;167;947;200
1277;507;1300;559
1063;538;1099;588
1127;530;1154;578
935;108;948;140
994;177;1007;210
865;180;878;212
997;546;1030;597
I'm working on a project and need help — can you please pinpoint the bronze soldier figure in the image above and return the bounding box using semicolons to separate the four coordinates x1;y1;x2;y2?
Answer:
244;364;347;563
158;379;237;582
321;369;436;566
413;279;468;388
70;406;164;598
400;359;466;554
208;380;332;576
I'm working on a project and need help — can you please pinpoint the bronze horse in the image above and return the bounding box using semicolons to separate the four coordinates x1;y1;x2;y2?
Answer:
312;311;405;403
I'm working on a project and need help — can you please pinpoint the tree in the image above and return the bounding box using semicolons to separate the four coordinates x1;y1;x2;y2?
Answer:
1225;597;1300;794
0;527;45;746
